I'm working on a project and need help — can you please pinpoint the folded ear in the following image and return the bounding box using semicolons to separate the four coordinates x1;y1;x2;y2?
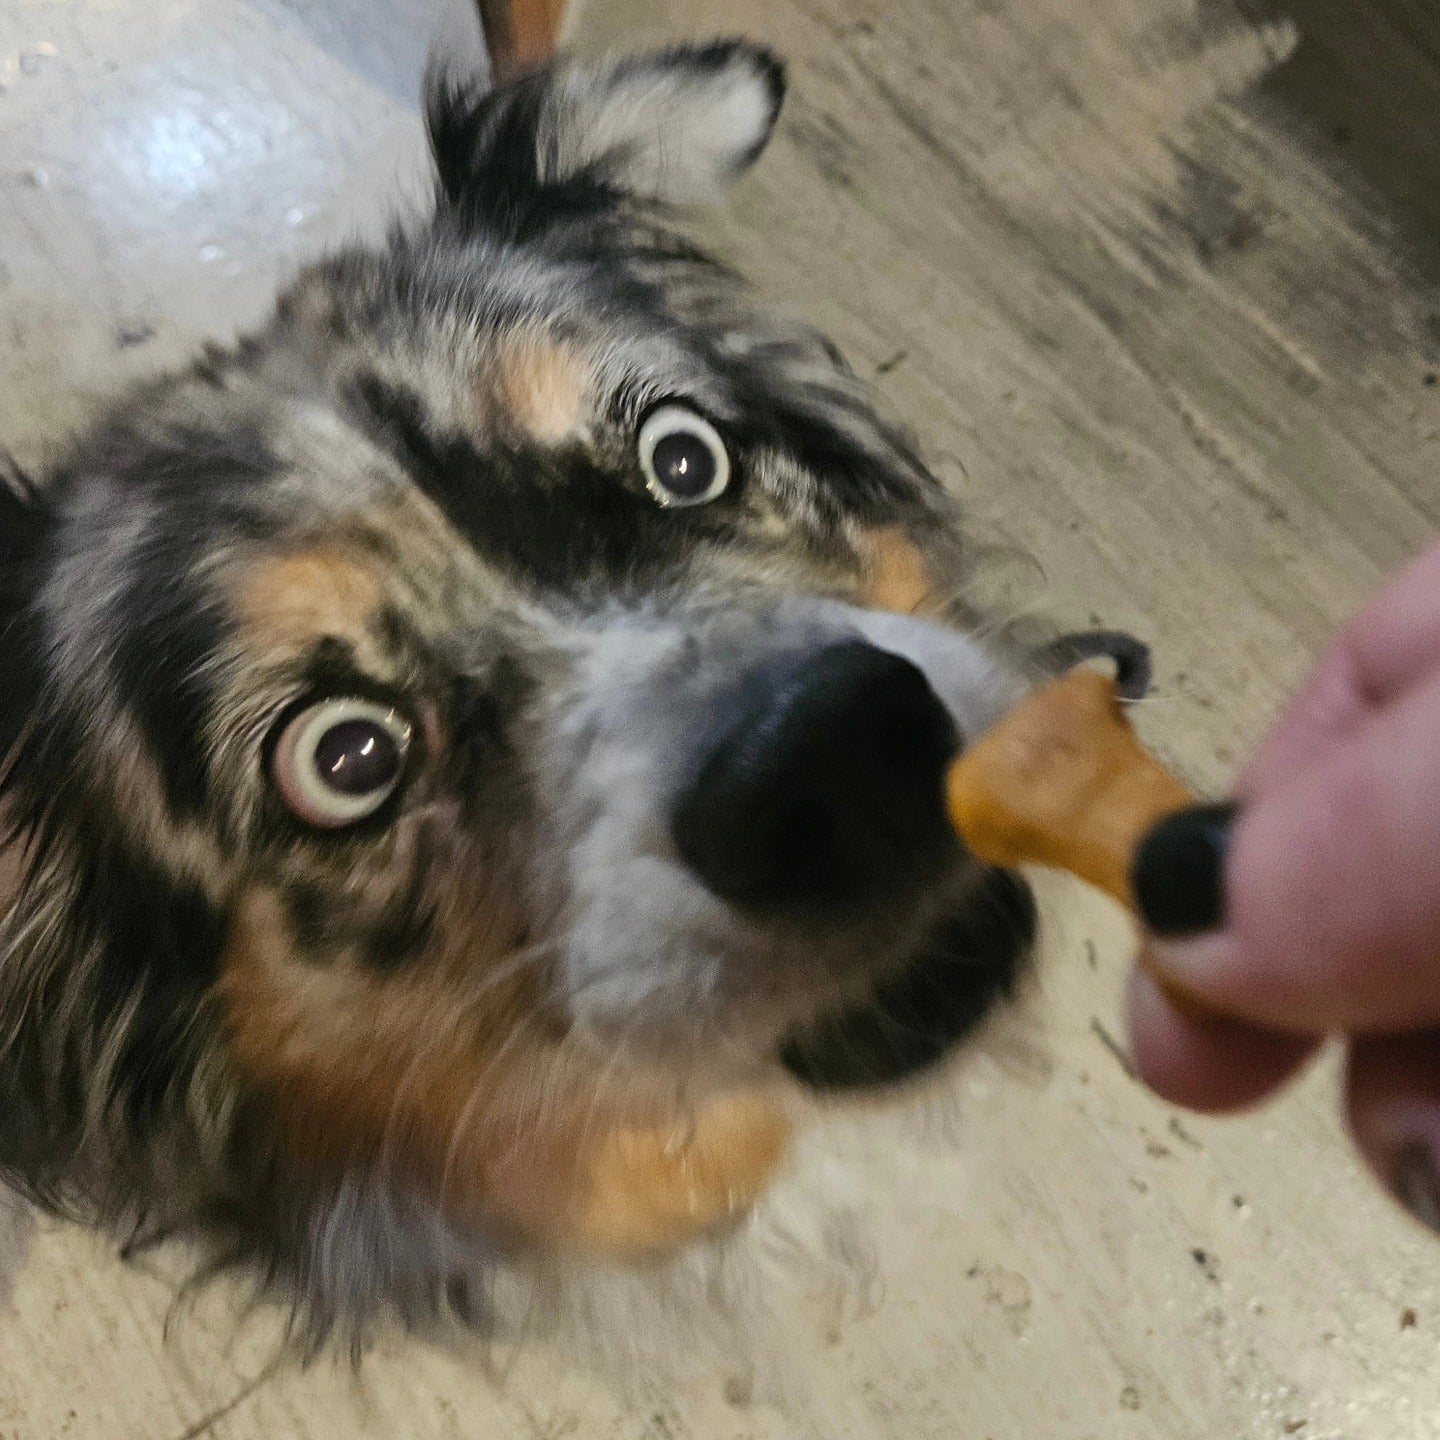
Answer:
427;41;785;235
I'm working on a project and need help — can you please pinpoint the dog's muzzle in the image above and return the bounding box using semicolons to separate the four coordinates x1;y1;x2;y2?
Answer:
671;640;961;912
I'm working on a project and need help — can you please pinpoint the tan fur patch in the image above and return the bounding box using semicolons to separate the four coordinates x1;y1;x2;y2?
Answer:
491;331;593;445
232;547;385;663
220;889;788;1256
574;1092;790;1257
220;889;564;1238
863;526;936;615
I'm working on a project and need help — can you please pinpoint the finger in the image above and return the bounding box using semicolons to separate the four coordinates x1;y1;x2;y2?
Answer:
1151;673;1440;1033
1346;541;1440;706
1238;631;1371;797
1242;543;1440;796
1346;1033;1440;1237
1126;964;1318;1113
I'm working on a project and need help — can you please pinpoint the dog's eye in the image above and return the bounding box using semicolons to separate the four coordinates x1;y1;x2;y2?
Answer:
271;698;413;828
638;405;731;507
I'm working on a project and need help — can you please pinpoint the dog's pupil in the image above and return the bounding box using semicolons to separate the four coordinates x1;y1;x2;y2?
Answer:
313;721;401;796
652;430;716;498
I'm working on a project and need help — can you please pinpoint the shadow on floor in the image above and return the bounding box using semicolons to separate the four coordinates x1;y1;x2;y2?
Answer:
1251;0;1440;294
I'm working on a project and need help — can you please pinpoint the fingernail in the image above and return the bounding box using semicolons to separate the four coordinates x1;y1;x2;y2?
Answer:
1391;1140;1440;1235
1132;802;1237;938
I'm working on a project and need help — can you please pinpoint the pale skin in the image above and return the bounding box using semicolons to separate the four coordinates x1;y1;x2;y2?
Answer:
1128;541;1440;1213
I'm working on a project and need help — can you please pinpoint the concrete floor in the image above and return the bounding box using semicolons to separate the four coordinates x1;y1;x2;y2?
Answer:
1;0;1439;1436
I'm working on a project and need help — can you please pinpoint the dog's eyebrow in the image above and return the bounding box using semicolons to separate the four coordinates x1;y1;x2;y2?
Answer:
343;369;739;597
343;372;557;579
342;372;611;586
344;374;490;521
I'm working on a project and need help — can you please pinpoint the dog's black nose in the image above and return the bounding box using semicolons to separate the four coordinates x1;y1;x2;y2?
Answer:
672;641;961;910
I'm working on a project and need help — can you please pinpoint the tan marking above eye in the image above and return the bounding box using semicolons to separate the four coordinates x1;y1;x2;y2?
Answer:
863;526;936;615
490;330;594;445
231;546;385;663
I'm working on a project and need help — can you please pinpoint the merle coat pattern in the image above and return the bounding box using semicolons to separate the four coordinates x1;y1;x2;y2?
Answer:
0;42;1051;1347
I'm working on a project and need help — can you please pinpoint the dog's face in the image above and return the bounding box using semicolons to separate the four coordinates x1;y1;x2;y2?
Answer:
0;44;1038;1321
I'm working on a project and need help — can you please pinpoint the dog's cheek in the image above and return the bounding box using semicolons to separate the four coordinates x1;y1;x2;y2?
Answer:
215;888;657;1247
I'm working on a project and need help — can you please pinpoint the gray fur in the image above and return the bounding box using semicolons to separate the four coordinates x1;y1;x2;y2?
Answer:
540;599;1020;1060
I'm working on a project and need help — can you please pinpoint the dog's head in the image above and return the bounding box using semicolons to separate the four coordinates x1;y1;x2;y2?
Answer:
0;44;1043;1321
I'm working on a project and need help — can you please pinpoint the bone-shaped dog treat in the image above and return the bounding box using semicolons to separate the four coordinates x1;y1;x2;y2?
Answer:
947;666;1216;1021
947;667;1194;912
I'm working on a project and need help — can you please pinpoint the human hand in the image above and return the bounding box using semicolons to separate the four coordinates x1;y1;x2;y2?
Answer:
1126;541;1440;1229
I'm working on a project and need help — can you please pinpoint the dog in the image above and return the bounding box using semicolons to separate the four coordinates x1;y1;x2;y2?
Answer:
0;38;1134;1355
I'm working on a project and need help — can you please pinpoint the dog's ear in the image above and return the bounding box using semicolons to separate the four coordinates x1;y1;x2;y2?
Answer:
426;42;786;235
0;459;52;758
0;458;49;596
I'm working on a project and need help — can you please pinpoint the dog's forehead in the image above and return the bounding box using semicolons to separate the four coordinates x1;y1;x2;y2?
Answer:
282;228;905;467
42;222;937;714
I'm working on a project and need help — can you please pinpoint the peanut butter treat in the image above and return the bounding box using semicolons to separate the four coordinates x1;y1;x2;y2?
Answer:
947;667;1194;912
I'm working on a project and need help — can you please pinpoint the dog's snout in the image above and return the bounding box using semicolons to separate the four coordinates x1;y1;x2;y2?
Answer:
671;641;961;910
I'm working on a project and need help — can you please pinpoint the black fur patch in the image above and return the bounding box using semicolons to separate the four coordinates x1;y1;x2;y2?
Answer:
780;869;1036;1090
0;461;54;778
283;883;340;957
427;69;621;243
347;374;729;595
98;423;280;819
0;455;48;565
447;666;524;810
281;876;435;973
76;836;230;1131
45;420;283;823
365;853;438;973
0;823;228;1184
113;567;226;820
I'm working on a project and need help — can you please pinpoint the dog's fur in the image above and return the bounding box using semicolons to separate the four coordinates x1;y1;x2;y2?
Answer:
0;41;1049;1354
